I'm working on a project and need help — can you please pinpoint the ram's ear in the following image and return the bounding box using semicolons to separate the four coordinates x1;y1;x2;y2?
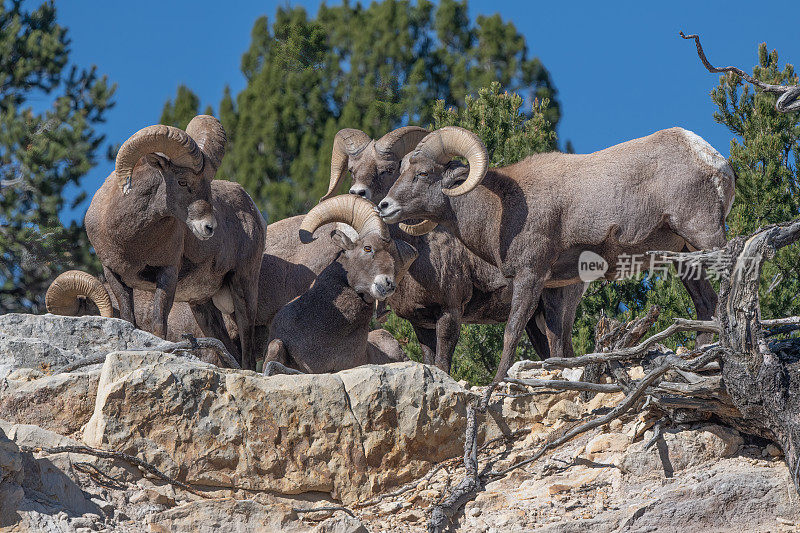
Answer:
441;162;469;191
394;239;419;278
331;229;357;250
143;153;168;171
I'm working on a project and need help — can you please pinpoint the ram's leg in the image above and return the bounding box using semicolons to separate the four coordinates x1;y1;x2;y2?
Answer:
229;274;259;371
190;300;241;365
525;298;550;360
542;283;586;359
433;311;461;374
680;275;718;346
485;272;545;409
413;324;437;366
104;266;135;326
263;340;303;376
151;265;177;339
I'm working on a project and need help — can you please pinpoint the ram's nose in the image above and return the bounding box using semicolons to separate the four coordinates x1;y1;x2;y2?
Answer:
371;275;396;300
349;186;371;200
191;216;217;240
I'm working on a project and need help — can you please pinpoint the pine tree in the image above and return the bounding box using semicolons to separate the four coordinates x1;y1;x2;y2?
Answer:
0;0;115;314
212;0;559;222
160;84;200;130
713;43;800;319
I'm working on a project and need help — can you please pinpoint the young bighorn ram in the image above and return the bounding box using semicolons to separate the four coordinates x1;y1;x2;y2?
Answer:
85;116;265;370
265;195;417;374
323;127;584;372
379;126;734;394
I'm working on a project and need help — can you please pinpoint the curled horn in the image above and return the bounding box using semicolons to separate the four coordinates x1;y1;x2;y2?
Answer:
185;115;227;171
115;124;204;191
322;129;372;201
300;195;389;244
415;126;488;196
399;219;438;236
374;126;429;161
46;270;113;318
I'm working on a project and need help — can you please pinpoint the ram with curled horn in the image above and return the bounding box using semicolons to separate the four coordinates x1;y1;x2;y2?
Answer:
320;125;585;373
44;269;222;343
264;195;417;374
379;125;734;397
84;115;266;370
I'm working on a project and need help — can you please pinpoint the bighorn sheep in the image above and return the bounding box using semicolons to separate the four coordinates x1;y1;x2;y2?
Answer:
322;127;585;372
84;115;265;369
45;270;208;340
378;126;734;390
265;195;418;373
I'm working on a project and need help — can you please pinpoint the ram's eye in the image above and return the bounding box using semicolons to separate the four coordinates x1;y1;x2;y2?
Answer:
177;179;188;187
363;245;372;253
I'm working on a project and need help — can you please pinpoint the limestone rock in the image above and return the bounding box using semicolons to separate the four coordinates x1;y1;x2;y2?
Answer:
619;424;743;477
313;512;370;533
147;498;303;533
84;351;471;504
0;313;162;378
0;370;100;435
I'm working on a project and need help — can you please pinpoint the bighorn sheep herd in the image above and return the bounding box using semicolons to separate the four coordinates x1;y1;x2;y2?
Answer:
48;112;734;382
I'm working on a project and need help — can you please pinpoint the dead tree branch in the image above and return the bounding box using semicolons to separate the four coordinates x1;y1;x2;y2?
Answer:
19;444;211;498
53;335;241;374
680;32;800;113
542;318;719;369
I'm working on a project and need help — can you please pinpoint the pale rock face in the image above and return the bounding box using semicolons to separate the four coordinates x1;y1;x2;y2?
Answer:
83;351;472;504
619;424;744;477
2;314;800;532
0;313;163;379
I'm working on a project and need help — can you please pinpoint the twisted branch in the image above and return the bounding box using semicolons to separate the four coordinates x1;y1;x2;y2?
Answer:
680;32;800;113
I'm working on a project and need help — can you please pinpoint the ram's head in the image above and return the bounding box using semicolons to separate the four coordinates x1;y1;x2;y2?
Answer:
301;195;418;303
322;126;429;203
114;115;226;240
379;126;488;236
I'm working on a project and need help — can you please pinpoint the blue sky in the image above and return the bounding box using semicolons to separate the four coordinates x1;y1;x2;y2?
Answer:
56;0;799;222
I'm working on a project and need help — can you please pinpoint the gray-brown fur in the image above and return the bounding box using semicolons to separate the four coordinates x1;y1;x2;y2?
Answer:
265;200;417;374
380;126;735;384
84;116;265;370
331;127;582;373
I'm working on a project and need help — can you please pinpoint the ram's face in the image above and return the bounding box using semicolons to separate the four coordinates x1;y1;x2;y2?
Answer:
378;152;448;224
348;146;401;203
333;231;417;302
153;155;216;240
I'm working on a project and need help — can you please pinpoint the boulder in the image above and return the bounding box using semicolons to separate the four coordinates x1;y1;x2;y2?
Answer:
83;350;472;504
0;313;163;378
0;370;100;436
619;424;744;477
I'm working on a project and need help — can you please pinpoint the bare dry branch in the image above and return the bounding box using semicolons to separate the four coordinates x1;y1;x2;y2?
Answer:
19;444;211;498
542;319;719;369
680;32;800;113
505;377;622;393
293;505;355;518
487;349;723;479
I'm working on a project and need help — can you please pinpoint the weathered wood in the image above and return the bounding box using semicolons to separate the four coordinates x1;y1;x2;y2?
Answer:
715;219;800;490
680;32;800;114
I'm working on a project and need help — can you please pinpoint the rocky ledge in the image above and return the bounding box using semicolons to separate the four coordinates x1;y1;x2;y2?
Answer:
1;313;798;532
